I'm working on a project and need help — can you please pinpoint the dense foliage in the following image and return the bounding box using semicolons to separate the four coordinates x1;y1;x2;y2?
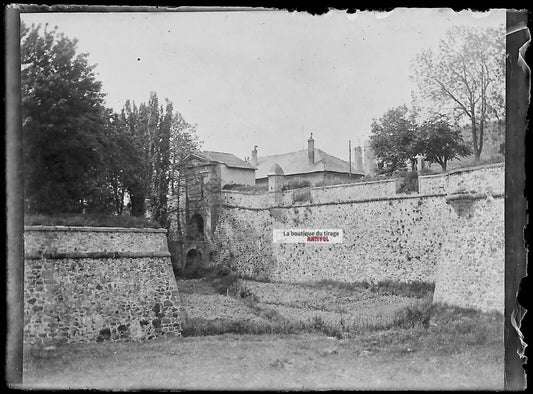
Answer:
369;105;420;173
21;23;201;225
21;22;109;214
370;107;472;173
418;117;472;171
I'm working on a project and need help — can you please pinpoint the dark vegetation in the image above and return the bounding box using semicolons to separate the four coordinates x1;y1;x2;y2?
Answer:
222;183;268;192
21;22;200;226
281;179;311;191
24;213;161;228
396;171;419;194
304;278;435;299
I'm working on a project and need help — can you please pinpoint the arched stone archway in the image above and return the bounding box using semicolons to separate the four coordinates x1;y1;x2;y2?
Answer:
185;248;202;270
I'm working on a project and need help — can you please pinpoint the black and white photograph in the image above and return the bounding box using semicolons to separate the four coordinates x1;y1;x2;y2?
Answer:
5;6;529;390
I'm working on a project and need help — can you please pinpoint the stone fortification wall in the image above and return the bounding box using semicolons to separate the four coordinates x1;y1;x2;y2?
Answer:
222;179;398;209
24;226;169;256
418;173;448;194
24;226;182;346
309;179;397;204
214;196;450;284
213;164;505;313
418;163;504;195
433;195;504;313
222;190;272;209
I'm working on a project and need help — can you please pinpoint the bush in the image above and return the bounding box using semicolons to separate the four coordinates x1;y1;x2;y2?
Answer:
392;302;432;329
282;179;311;191
222;183;267;192
397;170;419;194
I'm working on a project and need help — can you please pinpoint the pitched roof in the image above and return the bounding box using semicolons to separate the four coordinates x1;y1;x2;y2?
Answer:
255;149;364;179
190;151;256;170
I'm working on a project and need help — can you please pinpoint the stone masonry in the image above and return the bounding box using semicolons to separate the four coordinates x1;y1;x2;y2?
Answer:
205;163;505;313
24;226;182;346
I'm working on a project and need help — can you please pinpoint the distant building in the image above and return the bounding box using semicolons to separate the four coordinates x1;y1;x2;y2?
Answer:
252;134;365;187
181;151;256;187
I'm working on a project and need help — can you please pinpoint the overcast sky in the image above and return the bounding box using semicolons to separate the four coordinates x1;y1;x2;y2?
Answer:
21;8;505;162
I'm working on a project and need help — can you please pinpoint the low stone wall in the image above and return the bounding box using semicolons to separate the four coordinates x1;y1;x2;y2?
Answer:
310;179;397;204
24;226;182;346
222;178;399;209
447;163;504;194
419;163;504;195
222;190;271;209
24;226;169;256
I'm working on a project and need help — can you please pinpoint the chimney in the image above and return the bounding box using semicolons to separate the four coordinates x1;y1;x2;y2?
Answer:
251;145;258;166
307;133;315;164
354;146;363;173
362;139;377;176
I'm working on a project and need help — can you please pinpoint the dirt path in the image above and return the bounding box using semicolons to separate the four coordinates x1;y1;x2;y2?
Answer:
22;333;503;390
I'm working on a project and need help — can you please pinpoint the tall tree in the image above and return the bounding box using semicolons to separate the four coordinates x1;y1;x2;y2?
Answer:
369;105;420;173
120;93;196;227
101;109;138;215
412;25;505;161
418;117;472;171
21;22;111;214
151;100;173;227
122;100;151;216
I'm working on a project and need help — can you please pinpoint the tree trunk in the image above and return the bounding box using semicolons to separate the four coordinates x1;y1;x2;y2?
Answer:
471;118;481;162
130;189;146;217
478;115;485;157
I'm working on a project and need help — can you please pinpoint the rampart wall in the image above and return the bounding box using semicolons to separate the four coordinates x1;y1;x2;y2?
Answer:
24;226;182;346
212;163;504;313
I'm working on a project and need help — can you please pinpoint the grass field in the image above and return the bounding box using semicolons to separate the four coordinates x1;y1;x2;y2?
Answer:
21;276;504;390
22;326;503;390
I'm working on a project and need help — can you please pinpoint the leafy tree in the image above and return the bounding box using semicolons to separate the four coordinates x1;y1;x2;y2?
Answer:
21;22;112;214
166;112;202;246
412;25;505;162
369;105;421;173
121;99;152;216
100;109;138;215
169;113;201;194
150;100;173;227
119;93;199;227
418;117;472;171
